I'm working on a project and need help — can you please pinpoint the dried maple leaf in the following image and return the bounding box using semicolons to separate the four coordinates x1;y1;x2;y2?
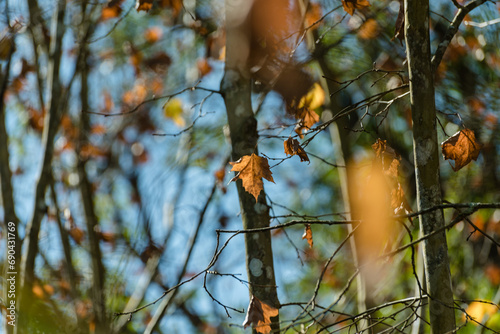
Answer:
284;137;309;162
242;295;279;334
342;0;370;16
302;224;313;248
441;128;482;171
229;154;275;201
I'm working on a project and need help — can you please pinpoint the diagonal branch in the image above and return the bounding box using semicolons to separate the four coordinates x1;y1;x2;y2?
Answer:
431;0;488;72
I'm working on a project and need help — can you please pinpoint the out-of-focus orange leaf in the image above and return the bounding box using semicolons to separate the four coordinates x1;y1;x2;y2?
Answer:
284;137;309;162
28;107;45;132
43;284;54;296
229;154;274;201
197;58;212;77
342;0;370;16
464;301;497;323
441;128;482;171
81;143;108;159
158;0;183;19
144;26;163;43
123;82;147;106
358;18;379;39
391;0;405;43
91;124;107;135
32;284;45;299
242;295;279;334
136;0;153;12
305;3;322;29
69;226;85;245
214;168;227;193
101;90;114;113
302;224;313;248
485;264;500;285
163;98;185;127
145;52;172;74
102;0;123;20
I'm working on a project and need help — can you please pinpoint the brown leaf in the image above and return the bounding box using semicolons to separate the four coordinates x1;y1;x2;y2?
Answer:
136;0;153;12
69;226;85;245
391;0;405;43
144;52;172;74
284;137;309;162
229;154;274;201
302;224;313;248
242;295;279;334
441;128;482;171
342;0;370;16
294;107;319;138
371;139;411;214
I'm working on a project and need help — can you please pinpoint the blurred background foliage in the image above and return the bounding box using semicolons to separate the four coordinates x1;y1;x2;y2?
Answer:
0;0;499;333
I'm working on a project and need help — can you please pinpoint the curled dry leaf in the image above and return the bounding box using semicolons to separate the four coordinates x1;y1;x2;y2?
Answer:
371;138;411;214
284;137;309;162
229;154;274;201
392;0;405;43
441;128;482;171
302;224;313;248
242;295;279;334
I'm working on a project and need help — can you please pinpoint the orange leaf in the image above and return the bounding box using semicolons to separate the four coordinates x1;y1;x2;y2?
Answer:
342;0;370;16
101;0;123;20
242;295;279;334
294;108;319;138
144;26;163;43
229;154;274;201
441;128;482;171
69;226;85;245
302;224;313;248
136;0;153;12
284;137;309;162
358;18;379;40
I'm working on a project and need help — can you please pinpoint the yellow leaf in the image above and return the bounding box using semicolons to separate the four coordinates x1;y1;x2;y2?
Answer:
229;154;274;201
298;83;325;110
163;98;185;127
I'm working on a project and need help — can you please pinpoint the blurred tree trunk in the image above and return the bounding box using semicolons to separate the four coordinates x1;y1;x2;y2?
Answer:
404;0;456;332
221;1;280;332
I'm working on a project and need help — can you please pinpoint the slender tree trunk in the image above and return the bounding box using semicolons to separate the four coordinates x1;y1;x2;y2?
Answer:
0;35;21;334
221;1;280;332
404;1;456;332
77;43;109;333
18;1;66;331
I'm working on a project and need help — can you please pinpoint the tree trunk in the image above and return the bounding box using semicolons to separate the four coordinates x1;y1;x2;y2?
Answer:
404;1;456;332
221;1;280;332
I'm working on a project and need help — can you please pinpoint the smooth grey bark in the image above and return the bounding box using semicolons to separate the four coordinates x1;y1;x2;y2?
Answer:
221;1;280;332
404;1;456;332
